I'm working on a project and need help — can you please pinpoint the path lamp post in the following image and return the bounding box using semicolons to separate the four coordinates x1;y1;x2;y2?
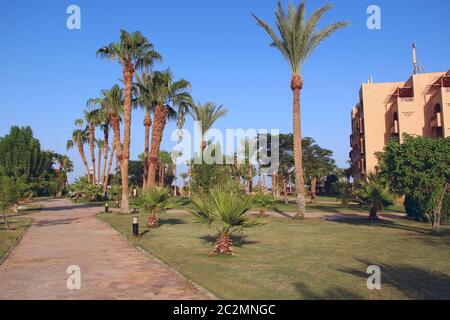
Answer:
132;216;139;237
104;202;109;213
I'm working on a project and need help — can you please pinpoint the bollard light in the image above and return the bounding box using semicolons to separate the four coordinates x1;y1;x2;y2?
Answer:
132;216;139;237
104;202;109;213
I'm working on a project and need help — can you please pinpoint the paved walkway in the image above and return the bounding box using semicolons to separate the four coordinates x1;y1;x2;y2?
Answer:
0;198;210;300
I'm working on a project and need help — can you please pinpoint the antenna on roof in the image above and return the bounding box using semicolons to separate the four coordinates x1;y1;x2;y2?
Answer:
412;43;426;74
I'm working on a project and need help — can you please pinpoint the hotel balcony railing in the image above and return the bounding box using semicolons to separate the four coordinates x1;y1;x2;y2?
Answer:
397;87;414;98
390;120;399;135
430;112;442;128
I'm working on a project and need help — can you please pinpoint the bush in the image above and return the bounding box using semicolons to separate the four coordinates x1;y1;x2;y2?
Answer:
405;194;450;223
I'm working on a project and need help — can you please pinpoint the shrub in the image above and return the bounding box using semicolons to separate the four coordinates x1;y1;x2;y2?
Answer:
138;187;177;227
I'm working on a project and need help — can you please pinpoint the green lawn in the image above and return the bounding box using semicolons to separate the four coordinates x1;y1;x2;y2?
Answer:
98;210;450;300
0;217;32;262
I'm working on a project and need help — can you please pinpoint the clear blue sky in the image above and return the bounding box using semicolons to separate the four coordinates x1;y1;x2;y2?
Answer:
1;0;449;181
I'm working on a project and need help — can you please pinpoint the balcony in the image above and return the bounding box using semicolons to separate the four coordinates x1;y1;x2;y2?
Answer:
397;87;414;98
390;120;399;135
430;112;442;128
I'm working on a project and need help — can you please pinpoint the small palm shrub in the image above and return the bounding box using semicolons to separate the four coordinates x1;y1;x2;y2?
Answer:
138;187;177;227
355;175;394;220
191;183;264;256
335;181;352;206
254;191;277;216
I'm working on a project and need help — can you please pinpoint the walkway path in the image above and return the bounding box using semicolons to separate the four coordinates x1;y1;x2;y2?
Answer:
0;198;210;300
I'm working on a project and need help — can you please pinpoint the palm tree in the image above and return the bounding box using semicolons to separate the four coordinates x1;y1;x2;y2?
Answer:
87;85;124;194
145;70;193;188
67;121;90;182
83;110;100;184
180;172;189;196
55;154;74;194
97;30;162;213
138;187;177;227
135;72;156;188
95;139;105;185
191;102;228;152
253;1;348;218
191;183;264;256
356;174;394;220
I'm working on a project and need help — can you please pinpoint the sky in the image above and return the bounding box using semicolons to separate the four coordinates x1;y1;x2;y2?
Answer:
0;0;449;182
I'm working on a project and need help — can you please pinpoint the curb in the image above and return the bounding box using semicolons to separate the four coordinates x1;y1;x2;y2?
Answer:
0;218;32;266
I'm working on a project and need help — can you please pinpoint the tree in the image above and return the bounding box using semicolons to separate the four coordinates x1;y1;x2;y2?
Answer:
83;110;100;184
303;137;336;203
67;121;91;182
135;72;155;188
144;70;193;188
254;191;277;216
54;154;74;195
253;1;348;218
377;135;450;233
191;102;228;152
97;30;162;213
355;174;394;220
138;187;177;227
191;182;264;256
0;126;54;198
0;177;22;230
95;139;105;185
87;85;124;193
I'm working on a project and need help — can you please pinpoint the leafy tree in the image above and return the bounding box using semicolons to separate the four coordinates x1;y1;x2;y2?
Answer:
377;135;450;233
97;30;162;212
253;1;348;218
191;182;264;256
0;176;24;230
355;174;394;220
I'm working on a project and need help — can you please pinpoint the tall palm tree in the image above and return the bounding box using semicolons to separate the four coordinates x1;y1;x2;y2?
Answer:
95;139;105;185
253;1;348;218
97;30;162;212
191;102;228;152
145;70;193;188
67;122;90;182
83;110;100;184
87;85;124;193
135;72;156;188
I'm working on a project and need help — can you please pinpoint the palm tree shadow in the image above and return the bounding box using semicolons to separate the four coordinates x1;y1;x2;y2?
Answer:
159;218;186;226
294;282;365;300
339;258;450;299
199;234;258;247
327;217;450;238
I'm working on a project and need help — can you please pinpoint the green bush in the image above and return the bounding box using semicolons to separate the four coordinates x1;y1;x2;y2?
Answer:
406;194;450;223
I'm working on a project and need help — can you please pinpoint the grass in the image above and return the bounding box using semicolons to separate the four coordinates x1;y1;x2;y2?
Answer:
0;217;32;262
98;209;450;300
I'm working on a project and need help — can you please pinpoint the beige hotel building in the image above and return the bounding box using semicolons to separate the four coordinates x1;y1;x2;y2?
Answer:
350;70;450;183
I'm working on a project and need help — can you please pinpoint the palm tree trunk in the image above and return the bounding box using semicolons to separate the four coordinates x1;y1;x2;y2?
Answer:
173;164;177;196
311;176;317;203
147;105;168;188
143;112;152;189
88;125;96;184
101;126;109;188
77;141;91;182
283;177;288;205
97;148;102;185
210;233;233;256
120;63;135;213
103;143;115;195
291;74;306;218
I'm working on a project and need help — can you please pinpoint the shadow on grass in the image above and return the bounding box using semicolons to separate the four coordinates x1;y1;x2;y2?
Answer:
200;234;258;247
339;259;450;299
294;282;365;300
327;216;450;238
159;218;187;226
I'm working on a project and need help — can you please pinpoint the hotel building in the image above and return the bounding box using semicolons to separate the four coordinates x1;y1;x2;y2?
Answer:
350;70;450;183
